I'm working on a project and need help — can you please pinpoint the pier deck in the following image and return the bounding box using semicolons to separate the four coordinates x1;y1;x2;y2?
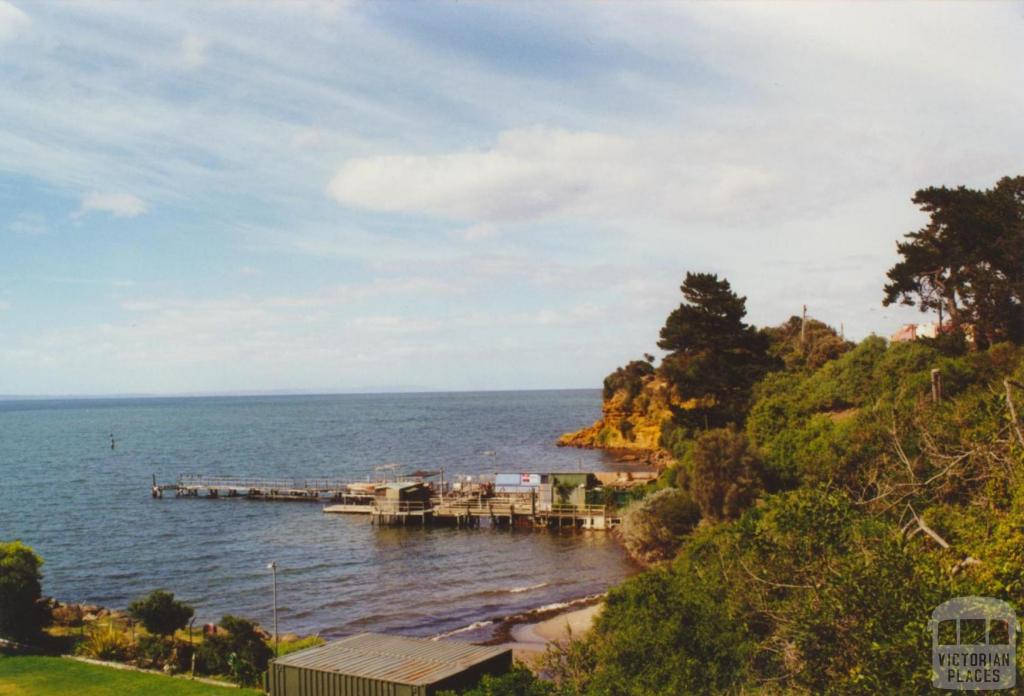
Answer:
370;498;618;529
156;475;387;502
153;475;622;529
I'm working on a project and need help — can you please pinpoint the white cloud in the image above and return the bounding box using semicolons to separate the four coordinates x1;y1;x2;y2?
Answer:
0;300;11;311
8;212;46;235
0;1;29;43
324;3;1024;235
326;128;654;224
180;33;208;69
323;122;926;228
79;193;147;218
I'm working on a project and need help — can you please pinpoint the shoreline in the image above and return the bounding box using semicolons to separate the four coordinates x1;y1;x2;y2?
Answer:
467;594;604;668
478;593;604;645
497;601;602;667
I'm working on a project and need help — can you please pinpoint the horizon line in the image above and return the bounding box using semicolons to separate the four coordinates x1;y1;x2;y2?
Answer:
0;386;600;402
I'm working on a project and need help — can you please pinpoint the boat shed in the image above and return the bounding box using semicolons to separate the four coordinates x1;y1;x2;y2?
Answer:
267;633;512;696
373;481;432;504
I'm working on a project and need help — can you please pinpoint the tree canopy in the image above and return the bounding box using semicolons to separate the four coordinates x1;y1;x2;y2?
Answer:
602;356;655;401
657;272;772;429
763;315;853;370
883;176;1024;348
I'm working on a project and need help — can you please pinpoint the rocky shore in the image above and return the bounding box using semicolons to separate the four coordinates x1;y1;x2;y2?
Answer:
557;374;679;469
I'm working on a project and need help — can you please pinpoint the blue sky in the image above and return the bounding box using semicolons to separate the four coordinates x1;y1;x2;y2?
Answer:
2;1;1023;395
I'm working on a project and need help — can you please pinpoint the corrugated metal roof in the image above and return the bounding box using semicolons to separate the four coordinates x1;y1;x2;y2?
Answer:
271;633;511;686
376;482;423;491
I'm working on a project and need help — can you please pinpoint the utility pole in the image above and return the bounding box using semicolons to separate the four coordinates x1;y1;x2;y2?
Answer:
800;305;808;347
267;562;279;657
188;617;196;679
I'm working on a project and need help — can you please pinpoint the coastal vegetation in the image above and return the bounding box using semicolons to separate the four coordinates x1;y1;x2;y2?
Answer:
615;488;701;565
195;615;274;687
0;542;50;645
128;590;194;638
0;549;297;690
526;175;1024;694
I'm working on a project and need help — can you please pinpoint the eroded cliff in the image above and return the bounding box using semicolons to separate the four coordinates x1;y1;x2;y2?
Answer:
558;374;680;455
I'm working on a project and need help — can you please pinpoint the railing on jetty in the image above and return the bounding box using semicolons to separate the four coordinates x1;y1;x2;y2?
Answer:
152;475;622;529
427;497;615;529
371;501;431;515
155;474;355;501
179;475;354;491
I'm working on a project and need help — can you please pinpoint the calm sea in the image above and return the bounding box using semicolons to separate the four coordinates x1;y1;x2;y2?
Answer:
0;390;638;640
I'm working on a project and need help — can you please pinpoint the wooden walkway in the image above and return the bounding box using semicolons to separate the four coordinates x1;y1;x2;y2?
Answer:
153;476;621;529
154;475;373;502
370;497;618;529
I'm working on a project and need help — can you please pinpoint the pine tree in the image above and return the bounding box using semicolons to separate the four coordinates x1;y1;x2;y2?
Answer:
657;273;771;430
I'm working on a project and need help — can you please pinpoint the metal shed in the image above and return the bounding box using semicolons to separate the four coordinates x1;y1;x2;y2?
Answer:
374;482;432;503
267;633;513;696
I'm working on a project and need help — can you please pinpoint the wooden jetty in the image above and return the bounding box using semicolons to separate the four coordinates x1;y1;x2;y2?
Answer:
153;474;374;502
365;497;618;529
153;474;623;529
414;498;616;529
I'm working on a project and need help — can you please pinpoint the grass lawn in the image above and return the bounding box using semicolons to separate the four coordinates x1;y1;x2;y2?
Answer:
0;656;261;696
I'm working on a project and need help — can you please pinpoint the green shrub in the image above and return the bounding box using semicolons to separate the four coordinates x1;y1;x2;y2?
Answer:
584;489;955;694
764;315;853;371
0;540;50;642
688;427;762;520
584;549;750;695
76;624;135;662
617;488;701;564
136;633;174;669
276;634;325;657
437;665;555;696
128;590;194;637
196;615;272;687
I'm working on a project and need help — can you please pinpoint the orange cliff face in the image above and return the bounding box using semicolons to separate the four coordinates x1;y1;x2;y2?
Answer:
557;375;682;457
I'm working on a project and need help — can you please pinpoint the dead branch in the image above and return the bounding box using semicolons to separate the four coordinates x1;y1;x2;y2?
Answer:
1005;379;1024;450
903;505;950;549
952;556;983;576
891;409;917;482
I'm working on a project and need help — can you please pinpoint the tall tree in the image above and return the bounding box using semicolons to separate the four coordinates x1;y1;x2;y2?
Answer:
883;176;1024;347
657;273;771;430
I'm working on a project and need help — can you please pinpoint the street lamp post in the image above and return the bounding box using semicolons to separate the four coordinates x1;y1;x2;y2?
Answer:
267;561;279;657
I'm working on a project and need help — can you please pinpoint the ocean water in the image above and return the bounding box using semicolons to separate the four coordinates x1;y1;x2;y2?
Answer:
0;391;638;640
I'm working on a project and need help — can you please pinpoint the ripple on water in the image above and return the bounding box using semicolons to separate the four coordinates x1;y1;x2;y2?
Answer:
0;392;639;637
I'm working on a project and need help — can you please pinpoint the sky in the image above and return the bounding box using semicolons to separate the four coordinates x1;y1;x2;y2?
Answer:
1;1;1023;395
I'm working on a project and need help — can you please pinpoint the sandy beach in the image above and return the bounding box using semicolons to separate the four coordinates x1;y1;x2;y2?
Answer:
500;602;602;666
